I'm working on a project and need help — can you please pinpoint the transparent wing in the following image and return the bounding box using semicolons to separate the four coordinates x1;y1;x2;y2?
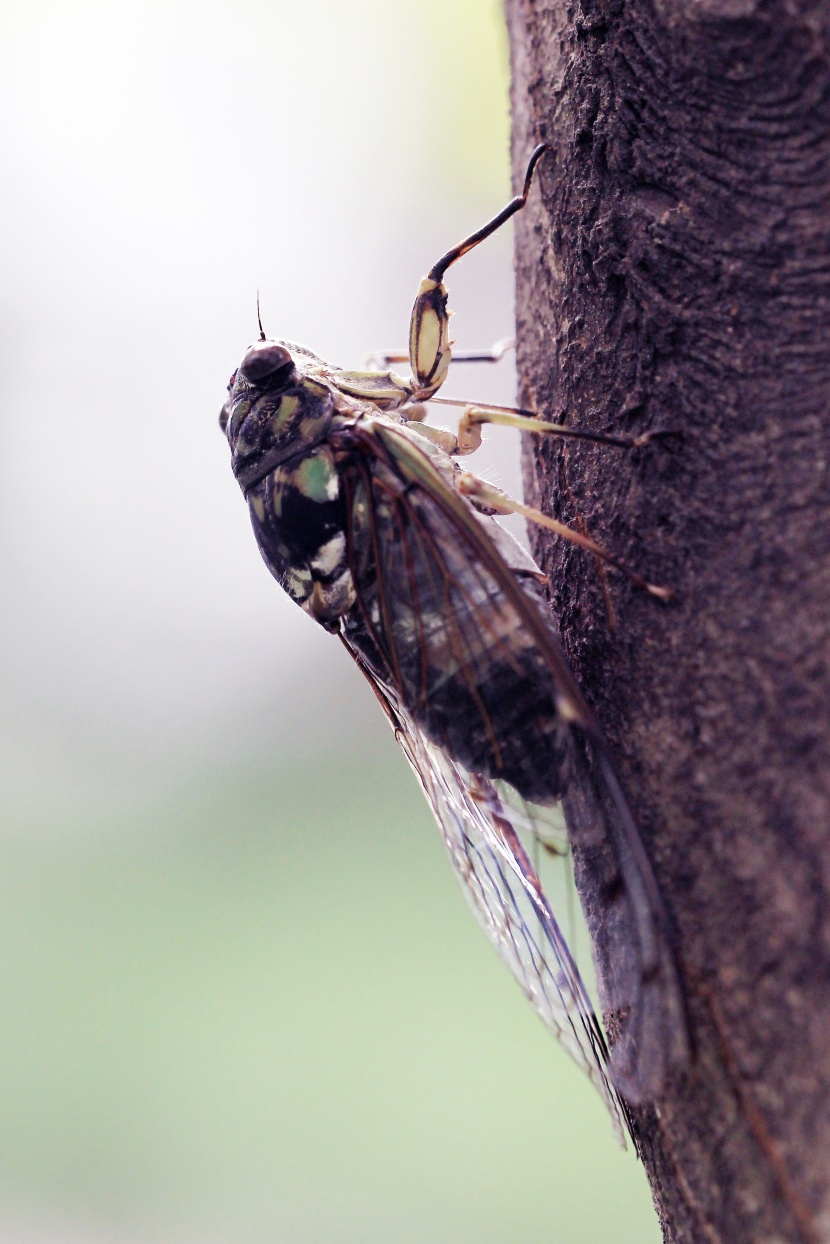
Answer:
334;418;688;1108
561;736;691;1105
348;658;633;1145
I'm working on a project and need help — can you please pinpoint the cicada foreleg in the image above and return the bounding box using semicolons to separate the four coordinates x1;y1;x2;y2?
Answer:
407;145;550;400
455;472;673;601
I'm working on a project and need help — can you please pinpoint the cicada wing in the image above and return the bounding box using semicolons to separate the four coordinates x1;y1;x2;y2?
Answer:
335;423;587;804
563;736;690;1104
347;662;632;1145
334;420;688;1105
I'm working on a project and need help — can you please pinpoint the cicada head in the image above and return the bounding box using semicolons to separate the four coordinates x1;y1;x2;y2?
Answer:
220;339;334;494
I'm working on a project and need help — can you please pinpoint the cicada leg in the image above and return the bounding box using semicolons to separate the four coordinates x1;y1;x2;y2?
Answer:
456;472;673;601
423;396;665;456
408;145;551;400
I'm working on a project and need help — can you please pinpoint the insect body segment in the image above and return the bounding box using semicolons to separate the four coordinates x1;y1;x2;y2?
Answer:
219;148;689;1139
227;348;337;494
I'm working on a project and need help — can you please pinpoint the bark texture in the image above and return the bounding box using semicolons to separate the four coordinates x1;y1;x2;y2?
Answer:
504;1;830;1240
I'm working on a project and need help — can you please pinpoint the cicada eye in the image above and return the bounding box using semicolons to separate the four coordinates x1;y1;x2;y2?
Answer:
239;341;294;387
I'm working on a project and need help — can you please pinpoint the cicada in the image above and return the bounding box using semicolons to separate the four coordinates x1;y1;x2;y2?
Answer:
219;146;688;1143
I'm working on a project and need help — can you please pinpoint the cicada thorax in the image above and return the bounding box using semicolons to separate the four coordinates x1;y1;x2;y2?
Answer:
225;347;357;627
227;363;334;489
247;443;357;626
338;448;573;805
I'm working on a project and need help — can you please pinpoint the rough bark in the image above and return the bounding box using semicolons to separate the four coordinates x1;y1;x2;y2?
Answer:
504;1;830;1240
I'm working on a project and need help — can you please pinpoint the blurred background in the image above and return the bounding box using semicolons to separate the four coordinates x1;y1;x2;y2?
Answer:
0;0;660;1239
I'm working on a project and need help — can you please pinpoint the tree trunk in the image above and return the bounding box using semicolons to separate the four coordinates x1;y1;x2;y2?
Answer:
503;1;830;1240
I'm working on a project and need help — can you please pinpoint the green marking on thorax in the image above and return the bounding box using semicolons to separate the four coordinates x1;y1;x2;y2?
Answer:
299;414;324;442
300;378;330;401
295;453;337;502
272;394;299;431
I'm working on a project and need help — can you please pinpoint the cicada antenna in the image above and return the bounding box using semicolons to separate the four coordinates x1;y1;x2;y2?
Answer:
256;289;266;341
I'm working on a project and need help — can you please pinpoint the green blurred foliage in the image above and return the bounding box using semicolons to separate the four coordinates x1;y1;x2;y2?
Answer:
0;760;659;1242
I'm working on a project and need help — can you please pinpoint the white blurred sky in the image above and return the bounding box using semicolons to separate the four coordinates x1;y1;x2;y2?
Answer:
0;0;523;824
